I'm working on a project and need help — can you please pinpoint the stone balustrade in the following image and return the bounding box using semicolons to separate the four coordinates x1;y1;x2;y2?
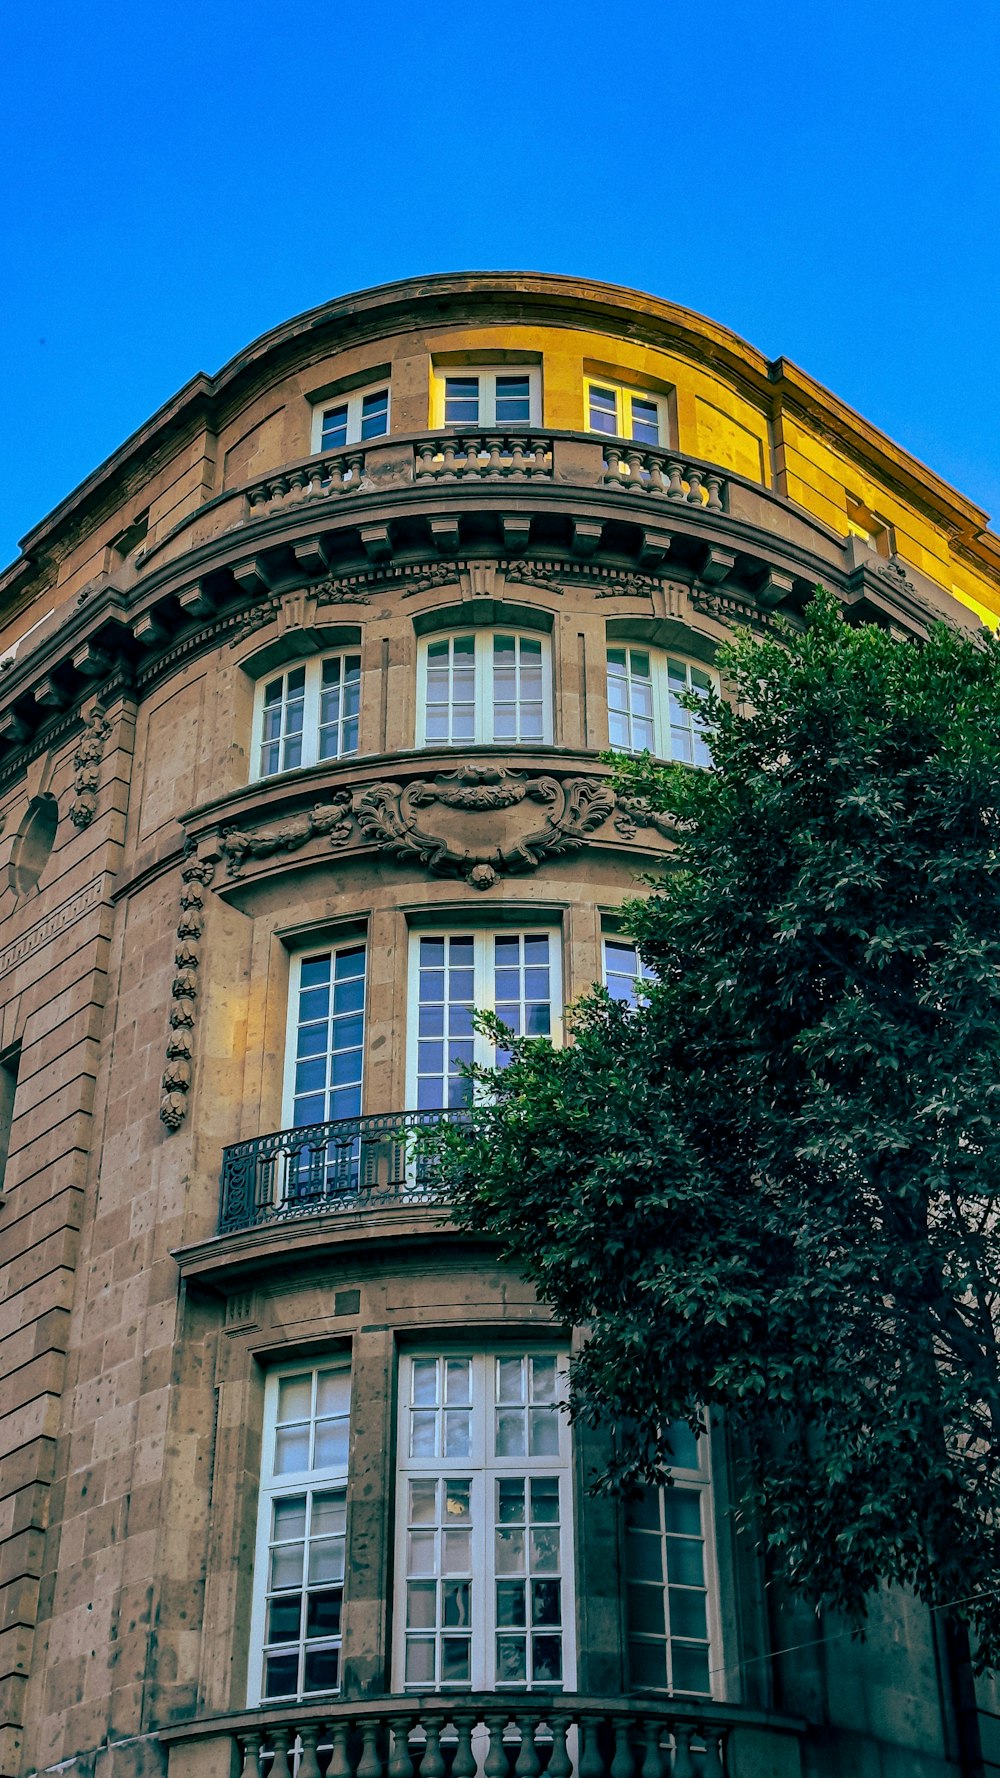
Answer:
246;452;371;513
601;448;727;512
167;1696;741;1778
414;434;553;481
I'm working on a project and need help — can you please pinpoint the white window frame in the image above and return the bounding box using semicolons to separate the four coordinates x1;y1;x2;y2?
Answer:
431;366;542;430
606;645;715;766
602;933;655;1007
393;1348;576;1693
283;943;367;1131
585;377;669;447
406;928;562;1113
624;1424;723;1699
310;381;391;454
248;1359;352;1704
250;649;362;782
415;629;554;748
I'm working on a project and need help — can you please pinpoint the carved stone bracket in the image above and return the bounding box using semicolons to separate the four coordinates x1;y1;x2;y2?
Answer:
159;854;216;1130
355;765;617;890
68;701;113;830
220;795;354;876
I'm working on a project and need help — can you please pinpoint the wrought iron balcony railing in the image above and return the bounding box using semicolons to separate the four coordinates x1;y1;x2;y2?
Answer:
218;1109;466;1236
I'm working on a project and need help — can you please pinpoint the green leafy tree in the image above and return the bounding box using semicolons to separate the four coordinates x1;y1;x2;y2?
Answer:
437;589;1000;1664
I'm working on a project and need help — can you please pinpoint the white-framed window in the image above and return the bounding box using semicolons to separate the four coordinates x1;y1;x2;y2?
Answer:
586;379;668;447
607;646;714;766
407;929;561;1111
603;935;655;1008
416;630;553;747
251;652;361;780
248;1362;352;1703
624;1422;720;1697
394;1349;574;1692
284;945;366;1131
433;367;542;429
311;383;390;454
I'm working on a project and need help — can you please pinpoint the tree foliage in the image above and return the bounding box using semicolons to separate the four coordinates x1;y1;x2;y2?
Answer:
436;589;1000;1663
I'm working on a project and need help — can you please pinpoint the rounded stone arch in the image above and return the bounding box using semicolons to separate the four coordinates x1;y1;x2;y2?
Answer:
8;793;58;897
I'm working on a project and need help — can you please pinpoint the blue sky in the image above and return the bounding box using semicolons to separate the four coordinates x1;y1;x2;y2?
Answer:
2;1;998;569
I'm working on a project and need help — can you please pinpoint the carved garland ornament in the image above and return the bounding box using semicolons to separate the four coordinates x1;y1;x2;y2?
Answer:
69;704;113;829
220;796;353;875
159;855;215;1130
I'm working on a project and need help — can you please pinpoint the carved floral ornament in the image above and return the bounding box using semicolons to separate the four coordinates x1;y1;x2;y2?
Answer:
159;854;215;1130
214;764;663;890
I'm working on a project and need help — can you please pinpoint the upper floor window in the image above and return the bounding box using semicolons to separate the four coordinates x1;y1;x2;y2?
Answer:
846;491;894;559
625;1421;718;1697
408;929;560;1110
586;379;667;446
417;631;552;748
394;1350;574;1692
434;367;542;429
252;652;361;780
603;936;655;1008
312;384;390;454
249;1362;352;1702
607;647;713;766
285;945;366;1133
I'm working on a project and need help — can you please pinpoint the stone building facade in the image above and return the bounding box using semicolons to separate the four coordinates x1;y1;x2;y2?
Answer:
1;273;999;1778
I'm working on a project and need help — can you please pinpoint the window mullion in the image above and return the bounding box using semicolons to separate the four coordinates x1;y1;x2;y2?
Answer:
475;934;493;1072
302;660;320;769
477;631;491;744
653;651;669;759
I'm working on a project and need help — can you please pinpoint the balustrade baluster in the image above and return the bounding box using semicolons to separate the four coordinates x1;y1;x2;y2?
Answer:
286;468;308;504
247;486;269;516
239;1732;264;1778
358;1721;386;1778
509;439;527;479
484;1714;511;1778
527;436;548;478
625;450;645;491
298;1724;323;1778
269;1729;294;1778
440;440;458;478
348;451;366;489
420;1716;446;1778
546;1718;572;1778
579;1715;606;1778
685;469;704;506
415;444;436;478
327;1721;352;1778
665;460;686;501
604;444;623;484
388;1715;415;1778
696;1728;725;1777
669;1726;695;1778
485;436;505;476
514;1712;541;1778
610;1719;636;1778
638;1720;664;1778
646;455;666;495
450;1711;478;1778
704;474;724;513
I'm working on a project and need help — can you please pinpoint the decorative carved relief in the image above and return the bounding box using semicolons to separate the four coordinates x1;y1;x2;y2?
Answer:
614;793;676;841
220;795;353;876
355;765;617;890
690;587;761;627
69;704;112;829
160;855;215;1130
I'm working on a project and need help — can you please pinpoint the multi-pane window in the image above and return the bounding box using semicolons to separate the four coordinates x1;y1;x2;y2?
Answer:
603;936;655;1007
249;1365;352;1703
286;947;366;1129
313;384;390;452
417;631;551;747
607;646;713;766
253;652;361;779
586;379;667;446
624;1423;718;1697
409;930;559;1110
435;367;541;429
395;1351;573;1692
